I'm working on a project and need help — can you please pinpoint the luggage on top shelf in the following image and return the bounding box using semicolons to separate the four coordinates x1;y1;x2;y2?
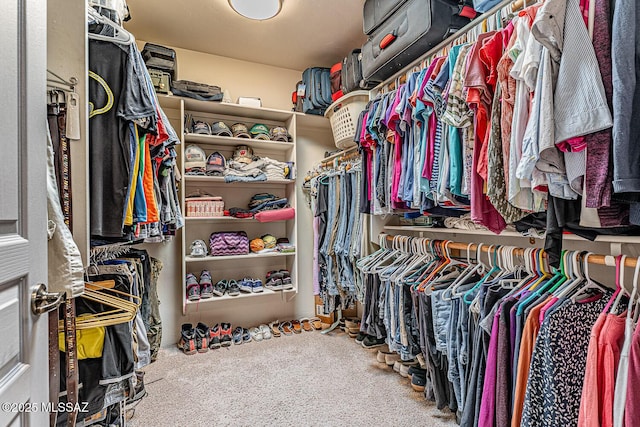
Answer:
341;49;376;94
301;67;332;115
360;0;475;85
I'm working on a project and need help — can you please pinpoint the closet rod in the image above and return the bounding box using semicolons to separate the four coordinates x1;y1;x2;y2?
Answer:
383;234;639;268
373;0;521;92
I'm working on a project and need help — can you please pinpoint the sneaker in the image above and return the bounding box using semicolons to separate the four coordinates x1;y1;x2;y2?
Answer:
407;366;427;381
361;335;386;349
194;322;209;353
209;324;221;349
220;323;232;347
186;274;200;301
213;280;227;297
227;280;240;296
399;362;419;378
232;326;244;345
376;350;387;364
265;270;284;290
385;353;401;366
411;372;427;392
281;274;293;290
199;271;214;299
177;324;197;355
189;239;208;257
239;278;253;293
242;327;252;343
355;332;368;344
251;279;264;293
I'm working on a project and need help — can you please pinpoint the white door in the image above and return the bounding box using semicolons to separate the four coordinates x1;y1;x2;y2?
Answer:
0;0;52;426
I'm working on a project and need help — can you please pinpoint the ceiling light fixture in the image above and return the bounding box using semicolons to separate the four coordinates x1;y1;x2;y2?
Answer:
228;0;282;21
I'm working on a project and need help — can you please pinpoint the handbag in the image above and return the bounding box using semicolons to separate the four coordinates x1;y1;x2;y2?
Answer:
209;231;249;256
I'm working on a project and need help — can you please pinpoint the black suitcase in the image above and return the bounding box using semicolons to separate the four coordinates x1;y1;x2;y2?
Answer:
142;43;177;80
361;0;474;84
363;0;408;36
341;49;377;93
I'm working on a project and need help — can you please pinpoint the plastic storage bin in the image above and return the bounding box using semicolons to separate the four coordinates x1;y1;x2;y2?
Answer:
324;91;370;149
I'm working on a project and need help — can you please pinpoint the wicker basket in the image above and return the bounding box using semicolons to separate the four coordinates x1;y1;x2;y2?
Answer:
185;196;224;217
324;91;370;150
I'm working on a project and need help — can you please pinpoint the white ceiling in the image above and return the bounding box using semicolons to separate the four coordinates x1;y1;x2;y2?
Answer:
124;0;367;71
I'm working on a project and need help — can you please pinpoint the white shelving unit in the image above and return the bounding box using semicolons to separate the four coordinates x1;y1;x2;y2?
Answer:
159;95;300;314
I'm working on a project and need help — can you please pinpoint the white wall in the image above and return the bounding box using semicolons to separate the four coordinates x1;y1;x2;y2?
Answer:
136;40;301;111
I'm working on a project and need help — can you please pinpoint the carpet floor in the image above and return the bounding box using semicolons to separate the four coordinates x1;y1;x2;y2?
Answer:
129;330;458;427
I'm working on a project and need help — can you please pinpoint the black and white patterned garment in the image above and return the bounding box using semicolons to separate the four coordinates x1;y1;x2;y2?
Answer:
520;292;611;427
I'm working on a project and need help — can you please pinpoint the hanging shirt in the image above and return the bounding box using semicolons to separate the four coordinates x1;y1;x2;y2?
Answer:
497;22;520;194
88;40;156;238
624;320;640;426
584;0;614;209
578;312;608;427
521;294;609;427
611;0;640;201
598;312;627;427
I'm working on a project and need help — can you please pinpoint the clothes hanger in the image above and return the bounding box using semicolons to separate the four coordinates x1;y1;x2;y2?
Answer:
625;258;640;324
87;8;134;45
443;242;481;301
463;245;501;304
61;280;141;331
608;255;629;314
570;252;611;303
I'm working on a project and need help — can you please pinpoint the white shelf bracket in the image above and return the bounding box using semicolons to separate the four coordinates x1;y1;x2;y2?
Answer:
610;242;623;257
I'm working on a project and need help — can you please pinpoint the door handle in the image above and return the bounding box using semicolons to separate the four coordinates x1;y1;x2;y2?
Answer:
31;283;65;315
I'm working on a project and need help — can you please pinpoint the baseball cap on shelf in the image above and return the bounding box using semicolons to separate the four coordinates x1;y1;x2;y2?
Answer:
206;151;226;176
184;145;207;173
232;145;255;164
250;124;271;141
231;123;251;138
270;126;292;142
211;121;232;137
192;121;211;135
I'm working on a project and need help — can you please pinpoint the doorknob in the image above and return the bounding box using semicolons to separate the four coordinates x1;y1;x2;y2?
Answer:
31;283;65;315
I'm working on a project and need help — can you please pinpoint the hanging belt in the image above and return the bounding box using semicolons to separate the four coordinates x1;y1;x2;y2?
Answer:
64;298;78;427
48;309;60;427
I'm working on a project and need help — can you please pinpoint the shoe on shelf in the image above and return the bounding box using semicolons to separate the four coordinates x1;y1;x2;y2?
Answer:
220;323;232;347
227;280;240;297
355;332;368;344
194;322;210;353
407;366;427;381
251;279;264;293
265;271;284;290
361;335;386;349
177;324;197;355
281;274;294;290
199;270;214;299
186;274;200;301
232;326;244;345
239;278;253;293
411;372;427;392
209;324;221;349
385;353;401;366
213;280;227;297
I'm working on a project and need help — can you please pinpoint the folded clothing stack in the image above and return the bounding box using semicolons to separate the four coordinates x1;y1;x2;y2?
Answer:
223;145;291;183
